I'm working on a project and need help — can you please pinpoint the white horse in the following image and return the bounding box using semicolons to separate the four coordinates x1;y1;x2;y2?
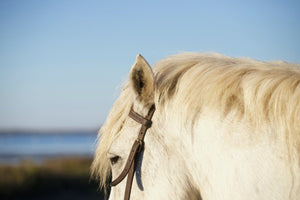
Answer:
92;53;300;200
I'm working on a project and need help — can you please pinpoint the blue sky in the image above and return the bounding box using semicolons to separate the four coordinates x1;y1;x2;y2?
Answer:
0;0;299;130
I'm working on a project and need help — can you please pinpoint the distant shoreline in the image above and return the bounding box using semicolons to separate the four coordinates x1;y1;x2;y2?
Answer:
0;153;94;165
0;129;99;135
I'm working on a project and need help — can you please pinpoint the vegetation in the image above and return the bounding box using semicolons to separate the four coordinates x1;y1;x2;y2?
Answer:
0;157;104;200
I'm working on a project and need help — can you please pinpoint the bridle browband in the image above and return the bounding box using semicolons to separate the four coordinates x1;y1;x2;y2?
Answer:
110;104;155;200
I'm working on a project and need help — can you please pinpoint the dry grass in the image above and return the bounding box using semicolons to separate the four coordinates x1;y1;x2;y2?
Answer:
0;157;104;200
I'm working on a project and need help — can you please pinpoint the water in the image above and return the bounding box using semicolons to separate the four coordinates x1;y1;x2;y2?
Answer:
0;131;98;164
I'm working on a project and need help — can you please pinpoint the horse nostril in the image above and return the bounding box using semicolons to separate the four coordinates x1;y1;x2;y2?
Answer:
110;156;120;165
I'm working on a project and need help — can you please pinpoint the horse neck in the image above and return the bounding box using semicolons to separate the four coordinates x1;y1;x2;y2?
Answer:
165;108;300;200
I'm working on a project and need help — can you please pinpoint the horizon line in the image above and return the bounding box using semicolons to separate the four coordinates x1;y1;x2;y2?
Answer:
0;127;100;134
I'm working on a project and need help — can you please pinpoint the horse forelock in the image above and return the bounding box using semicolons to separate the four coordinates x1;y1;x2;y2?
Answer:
92;52;300;192
91;84;133;191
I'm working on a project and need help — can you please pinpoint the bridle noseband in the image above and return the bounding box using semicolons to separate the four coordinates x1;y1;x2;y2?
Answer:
110;104;155;200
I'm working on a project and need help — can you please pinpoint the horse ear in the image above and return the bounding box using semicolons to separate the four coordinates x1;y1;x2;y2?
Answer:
129;54;154;103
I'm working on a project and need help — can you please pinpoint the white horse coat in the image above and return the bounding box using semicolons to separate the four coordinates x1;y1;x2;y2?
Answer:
92;53;300;200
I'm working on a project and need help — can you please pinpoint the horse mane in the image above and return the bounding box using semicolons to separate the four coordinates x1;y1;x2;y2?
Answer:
92;53;300;190
154;53;300;127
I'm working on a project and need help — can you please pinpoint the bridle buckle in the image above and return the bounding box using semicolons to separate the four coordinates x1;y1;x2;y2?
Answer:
136;139;143;152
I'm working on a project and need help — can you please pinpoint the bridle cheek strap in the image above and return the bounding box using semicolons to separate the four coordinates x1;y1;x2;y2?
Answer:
110;139;143;186
110;105;155;200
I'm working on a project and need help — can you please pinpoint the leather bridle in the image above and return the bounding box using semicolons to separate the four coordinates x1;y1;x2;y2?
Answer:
110;104;155;200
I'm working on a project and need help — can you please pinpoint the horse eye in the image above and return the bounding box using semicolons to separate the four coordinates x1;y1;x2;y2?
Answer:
110;156;120;165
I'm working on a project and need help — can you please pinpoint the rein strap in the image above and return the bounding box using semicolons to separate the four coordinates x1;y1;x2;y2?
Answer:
110;105;155;200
